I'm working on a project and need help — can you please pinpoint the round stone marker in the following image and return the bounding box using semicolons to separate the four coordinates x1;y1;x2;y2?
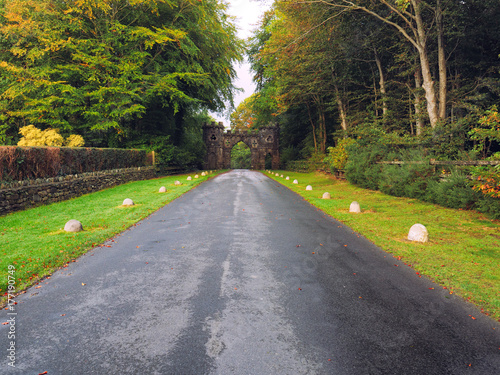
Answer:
408;224;429;243
322;192;331;199
174;181;181;186
349;201;361;213
159;186;166;193
293;179;298;184
306;185;313;191
187;176;192;181
64;219;83;233
195;175;199;179
275;173;279;176
123;198;135;206
286;176;290;180
201;172;206;176
280;175;284;178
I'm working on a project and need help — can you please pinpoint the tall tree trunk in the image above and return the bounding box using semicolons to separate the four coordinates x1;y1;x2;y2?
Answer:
334;83;348;132
306;101;318;151
373;72;379;118
436;0;447;120
326;0;442;128
374;47;387;120
414;63;425;136
313;95;327;153
321;109;327;153
412;0;439;128
318;99;327;153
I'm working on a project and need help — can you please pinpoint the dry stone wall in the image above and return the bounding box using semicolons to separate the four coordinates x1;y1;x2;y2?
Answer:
0;166;156;215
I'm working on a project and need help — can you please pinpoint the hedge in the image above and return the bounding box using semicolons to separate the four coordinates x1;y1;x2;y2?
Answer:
0;146;152;182
343;143;500;220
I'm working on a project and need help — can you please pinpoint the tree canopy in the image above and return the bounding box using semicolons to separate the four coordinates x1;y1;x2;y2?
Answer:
246;0;500;163
0;0;244;168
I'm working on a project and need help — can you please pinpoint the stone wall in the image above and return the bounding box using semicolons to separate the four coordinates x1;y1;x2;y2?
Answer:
202;122;280;170
0;166;156;216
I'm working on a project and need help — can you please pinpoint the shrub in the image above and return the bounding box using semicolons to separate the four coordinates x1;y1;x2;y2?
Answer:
17;125;85;147
0;146;151;182
324;138;357;172
343;140;500;219
286;151;328;172
66;134;85;147
345;143;386;190
425;172;478;209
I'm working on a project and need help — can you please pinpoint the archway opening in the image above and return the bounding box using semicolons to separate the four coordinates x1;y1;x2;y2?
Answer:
231;141;251;169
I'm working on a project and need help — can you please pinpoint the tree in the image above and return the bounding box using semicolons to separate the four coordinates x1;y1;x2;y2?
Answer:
0;0;243;149
17;125;85;146
291;0;448;128
230;95;258;131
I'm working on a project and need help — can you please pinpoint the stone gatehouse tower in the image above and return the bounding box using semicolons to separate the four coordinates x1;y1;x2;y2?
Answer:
202;122;280;170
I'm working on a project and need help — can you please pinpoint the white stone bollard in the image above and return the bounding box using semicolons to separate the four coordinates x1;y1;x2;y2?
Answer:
293;179;298;184
275;173;279;176
195;175;199;178
286;176;290;180
159;186;166;193
349;201;361;213
174;181;181;186
306;185;313;191
280;175;284;178
201;172;206;176
187;176;192;181
123;198;135;206
64;219;83;232
322;192;331;199
408;224;429;243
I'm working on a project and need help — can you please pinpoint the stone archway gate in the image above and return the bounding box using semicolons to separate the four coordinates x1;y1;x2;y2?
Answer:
203;122;280;170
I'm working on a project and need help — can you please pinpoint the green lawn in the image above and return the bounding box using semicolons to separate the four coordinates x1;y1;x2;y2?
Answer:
0;171;221;304
2;169;498;322
266;170;500;322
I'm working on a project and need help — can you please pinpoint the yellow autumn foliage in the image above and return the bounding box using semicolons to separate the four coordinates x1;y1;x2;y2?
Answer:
65;134;85;147
17;125;84;147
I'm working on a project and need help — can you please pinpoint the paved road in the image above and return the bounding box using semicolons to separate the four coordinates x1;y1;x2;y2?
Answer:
1;170;499;374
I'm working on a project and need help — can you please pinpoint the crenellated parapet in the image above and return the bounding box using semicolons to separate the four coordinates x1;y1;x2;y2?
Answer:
203;122;279;170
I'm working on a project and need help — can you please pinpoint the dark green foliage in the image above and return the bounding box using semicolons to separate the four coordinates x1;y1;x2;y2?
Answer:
378;150;435;199
0;0;243;168
345;142;500;219
425;172;478;210
344;143;385;190
231;142;251;169
280;146;300;169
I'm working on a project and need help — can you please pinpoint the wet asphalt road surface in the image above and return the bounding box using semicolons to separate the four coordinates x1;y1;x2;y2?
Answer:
1;170;499;374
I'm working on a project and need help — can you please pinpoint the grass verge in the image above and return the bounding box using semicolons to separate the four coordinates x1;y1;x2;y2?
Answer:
0;171;222;305
266;170;500;322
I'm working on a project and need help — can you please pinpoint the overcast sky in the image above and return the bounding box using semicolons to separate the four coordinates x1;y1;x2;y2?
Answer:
210;0;272;127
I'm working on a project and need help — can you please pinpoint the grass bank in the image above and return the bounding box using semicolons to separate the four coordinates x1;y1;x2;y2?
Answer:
266;170;499;322
0;171;221;304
